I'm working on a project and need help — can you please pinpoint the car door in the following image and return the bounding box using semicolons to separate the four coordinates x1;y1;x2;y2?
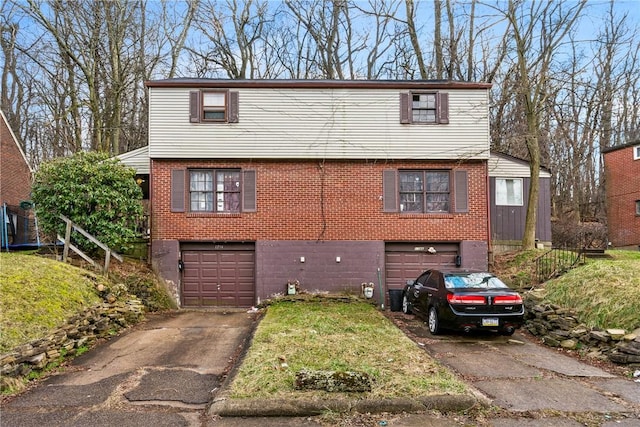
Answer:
423;271;443;315
409;270;431;315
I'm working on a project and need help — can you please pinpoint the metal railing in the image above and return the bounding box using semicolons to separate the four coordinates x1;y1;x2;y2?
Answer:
535;246;586;283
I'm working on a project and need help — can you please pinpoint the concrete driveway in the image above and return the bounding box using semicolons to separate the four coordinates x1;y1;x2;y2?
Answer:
0;310;257;427
393;313;640;426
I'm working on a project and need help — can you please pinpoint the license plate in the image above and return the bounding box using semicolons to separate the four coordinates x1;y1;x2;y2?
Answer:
482;318;499;327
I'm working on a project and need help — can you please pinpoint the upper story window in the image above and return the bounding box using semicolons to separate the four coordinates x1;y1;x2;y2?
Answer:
495;178;523;206
190;90;239;123
400;92;449;124
399;170;450;213
634;145;640;160
190;169;241;213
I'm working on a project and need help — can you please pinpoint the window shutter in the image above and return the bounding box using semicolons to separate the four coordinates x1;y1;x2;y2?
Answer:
454;170;468;213
383;170;398;212
189;91;200;123
171;169;186;212
242;169;256;212
437;92;449;124
399;93;410;124
228;91;239;123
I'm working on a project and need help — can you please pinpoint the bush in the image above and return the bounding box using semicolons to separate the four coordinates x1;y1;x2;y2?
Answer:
32;152;143;253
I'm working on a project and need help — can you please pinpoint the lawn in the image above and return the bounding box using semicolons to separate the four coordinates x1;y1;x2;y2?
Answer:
228;298;468;400
0;252;104;353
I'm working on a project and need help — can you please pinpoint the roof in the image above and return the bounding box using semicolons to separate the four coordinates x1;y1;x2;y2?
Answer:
145;78;492;90
601;141;640;154
489;151;551;178
115;146;149;174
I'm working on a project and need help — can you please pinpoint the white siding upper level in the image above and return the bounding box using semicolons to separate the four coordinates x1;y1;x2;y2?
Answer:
146;79;491;160
489;151;551;178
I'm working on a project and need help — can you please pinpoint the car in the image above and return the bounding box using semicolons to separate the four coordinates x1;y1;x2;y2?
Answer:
401;269;524;336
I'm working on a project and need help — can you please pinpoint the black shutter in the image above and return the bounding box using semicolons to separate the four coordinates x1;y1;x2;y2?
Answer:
228;91;239;123
242;169;256;212
171;169;186;212
454;170;468;213
383;170;398;212
437;92;449;124
189;91;200;123
399;93;410;124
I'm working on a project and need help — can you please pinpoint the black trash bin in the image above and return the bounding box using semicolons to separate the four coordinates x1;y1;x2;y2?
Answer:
388;289;403;312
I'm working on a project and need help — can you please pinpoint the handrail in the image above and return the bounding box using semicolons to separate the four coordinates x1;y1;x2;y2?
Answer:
57;215;122;273
534;246;585;283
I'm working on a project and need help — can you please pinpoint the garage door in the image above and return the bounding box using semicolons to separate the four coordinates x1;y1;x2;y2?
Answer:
181;244;255;307
385;243;459;289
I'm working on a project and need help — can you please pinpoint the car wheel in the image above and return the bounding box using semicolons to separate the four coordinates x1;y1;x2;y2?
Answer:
428;307;440;335
402;293;412;314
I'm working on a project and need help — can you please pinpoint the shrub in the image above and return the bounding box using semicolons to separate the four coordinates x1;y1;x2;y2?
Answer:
32;152;143;253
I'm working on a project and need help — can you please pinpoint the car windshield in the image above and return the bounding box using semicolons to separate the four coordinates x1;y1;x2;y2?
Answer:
444;273;509;289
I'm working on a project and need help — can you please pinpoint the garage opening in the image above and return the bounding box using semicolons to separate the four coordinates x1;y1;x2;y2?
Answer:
180;242;255;307
385;242;459;290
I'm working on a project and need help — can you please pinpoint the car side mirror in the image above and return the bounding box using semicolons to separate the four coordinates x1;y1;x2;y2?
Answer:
406;280;415;286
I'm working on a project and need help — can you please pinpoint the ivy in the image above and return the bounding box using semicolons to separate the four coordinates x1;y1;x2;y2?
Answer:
32;152;143;253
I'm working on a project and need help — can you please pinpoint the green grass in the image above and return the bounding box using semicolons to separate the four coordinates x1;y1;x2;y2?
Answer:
0;252;104;353
229;299;468;400
542;251;640;331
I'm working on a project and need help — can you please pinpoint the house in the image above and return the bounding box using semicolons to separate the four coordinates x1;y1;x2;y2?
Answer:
140;79;494;308
488;151;552;253
603;142;640;249
1;110;36;249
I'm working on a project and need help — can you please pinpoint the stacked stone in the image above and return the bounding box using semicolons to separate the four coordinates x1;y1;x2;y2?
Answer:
524;292;640;368
0;299;145;388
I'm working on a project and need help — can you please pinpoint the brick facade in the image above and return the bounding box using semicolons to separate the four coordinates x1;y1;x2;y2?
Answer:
151;159;489;243
604;144;640;248
0;113;32;206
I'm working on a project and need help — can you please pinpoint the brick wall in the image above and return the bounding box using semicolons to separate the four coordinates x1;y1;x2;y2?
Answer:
151;159;489;243
604;146;640;247
0;116;32;205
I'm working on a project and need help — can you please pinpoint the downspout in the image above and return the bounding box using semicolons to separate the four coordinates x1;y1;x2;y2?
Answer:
486;161;493;265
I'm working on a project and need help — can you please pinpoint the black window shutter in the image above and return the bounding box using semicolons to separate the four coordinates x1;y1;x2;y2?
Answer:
171;169;186;212
399;93;410;124
454;170;468;213
383;170;398;212
189;91;200;123
228;91;239;123
242;169;256;212
437;92;449;124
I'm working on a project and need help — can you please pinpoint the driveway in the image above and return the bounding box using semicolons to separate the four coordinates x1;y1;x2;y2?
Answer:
0;310;257;427
391;313;640;426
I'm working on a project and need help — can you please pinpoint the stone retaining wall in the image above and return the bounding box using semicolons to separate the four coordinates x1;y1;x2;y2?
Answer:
524;292;640;368
0;299;145;388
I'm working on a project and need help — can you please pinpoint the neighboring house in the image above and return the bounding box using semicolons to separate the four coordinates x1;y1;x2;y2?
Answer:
0;110;35;249
488;151;552;253
603;142;640;249
139;79;493;308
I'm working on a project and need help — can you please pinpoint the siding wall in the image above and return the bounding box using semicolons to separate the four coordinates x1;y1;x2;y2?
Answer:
490;177;552;244
148;87;490;160
604;146;640;247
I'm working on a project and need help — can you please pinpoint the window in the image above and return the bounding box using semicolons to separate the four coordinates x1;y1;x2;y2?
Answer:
495;178;523;206
202;92;226;121
399;170;450;213
190;90;239;123
634;145;640;160
399;92;449;124
189;169;241;213
636;200;640;216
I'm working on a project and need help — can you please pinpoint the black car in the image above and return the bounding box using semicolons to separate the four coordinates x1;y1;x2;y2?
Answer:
402;269;524;336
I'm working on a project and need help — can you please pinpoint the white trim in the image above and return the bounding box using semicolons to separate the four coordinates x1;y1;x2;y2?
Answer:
633;145;640;160
1;110;33;173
